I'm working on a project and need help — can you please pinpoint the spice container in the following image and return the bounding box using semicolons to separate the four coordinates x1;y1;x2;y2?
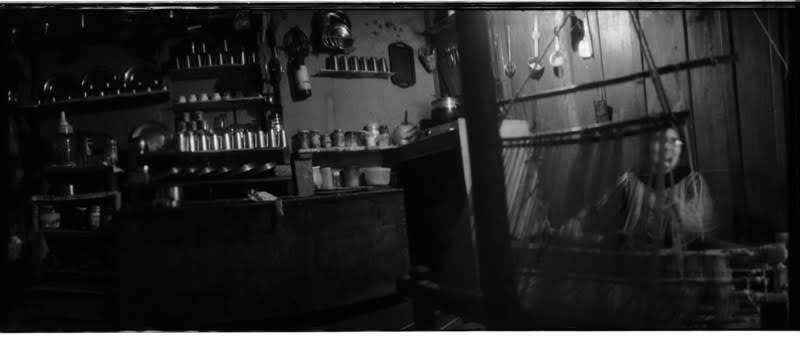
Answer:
293;130;310;150
364;123;380;147
40;206;61;229
345;131;360;148
309;130;321;148
331;129;345;147
378;125;391;147
322;133;332;148
89;205;101;229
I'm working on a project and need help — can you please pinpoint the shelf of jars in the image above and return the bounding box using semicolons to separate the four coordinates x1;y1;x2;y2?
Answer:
21;88;170;118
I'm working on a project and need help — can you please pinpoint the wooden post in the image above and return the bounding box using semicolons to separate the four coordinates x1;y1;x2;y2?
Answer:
454;11;518;329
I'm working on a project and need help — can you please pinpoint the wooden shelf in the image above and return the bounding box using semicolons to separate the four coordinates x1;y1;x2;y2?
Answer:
312;70;393;79
139;147;289;162
140;148;285;159
31;191;120;204
170;63;260;81
297;145;397;154
41;229;100;238
22;89;170;119
149;176;291;187
44;166;114;176
171;96;266;112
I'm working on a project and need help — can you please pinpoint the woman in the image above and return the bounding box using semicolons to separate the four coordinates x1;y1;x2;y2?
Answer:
555;127;717;250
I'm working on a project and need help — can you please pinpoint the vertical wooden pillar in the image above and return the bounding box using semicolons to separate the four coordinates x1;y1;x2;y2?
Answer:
454;11;518;329
782;8;799;331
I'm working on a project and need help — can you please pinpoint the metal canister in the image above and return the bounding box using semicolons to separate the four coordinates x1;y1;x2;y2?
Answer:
268;129;278;148
257;130;267;148
279;130;287;148
244;129;255;149
309;130;321;148
210;132;221;151
293;130;310;150
331;129;345;147
233;127;245;150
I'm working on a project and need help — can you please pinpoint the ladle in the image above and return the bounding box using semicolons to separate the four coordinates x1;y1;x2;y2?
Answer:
527;15;545;80
503;24;517;79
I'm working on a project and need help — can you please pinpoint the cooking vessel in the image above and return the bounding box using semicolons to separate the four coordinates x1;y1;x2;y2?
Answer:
123;62;161;91
431;96;461;123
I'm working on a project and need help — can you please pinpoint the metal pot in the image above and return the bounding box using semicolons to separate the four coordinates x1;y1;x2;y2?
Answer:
431;96;460;123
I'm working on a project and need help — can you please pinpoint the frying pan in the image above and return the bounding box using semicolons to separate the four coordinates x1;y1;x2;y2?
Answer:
80;67;114;97
41;73;80;102
123;62;161;91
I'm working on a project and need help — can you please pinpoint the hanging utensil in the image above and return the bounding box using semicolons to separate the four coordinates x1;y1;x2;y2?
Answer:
578;11;594;59
527;15;545;80
503;24;516;79
549;36;565;66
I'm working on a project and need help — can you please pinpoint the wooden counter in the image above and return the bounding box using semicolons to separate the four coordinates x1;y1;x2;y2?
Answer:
114;188;409;330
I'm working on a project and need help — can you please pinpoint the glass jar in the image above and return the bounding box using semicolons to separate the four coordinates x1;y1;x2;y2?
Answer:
331;129;345;147
309;130;321;148
40;206;60;229
89;205;101;229
363;123;379;147
293;130;310;150
345;131;360;148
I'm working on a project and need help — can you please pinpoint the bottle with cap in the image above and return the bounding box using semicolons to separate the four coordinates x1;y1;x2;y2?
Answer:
54;111;77;167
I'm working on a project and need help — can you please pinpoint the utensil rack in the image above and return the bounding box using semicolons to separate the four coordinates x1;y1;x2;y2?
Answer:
169;63;260;81
22;89;170;118
502;110;690;147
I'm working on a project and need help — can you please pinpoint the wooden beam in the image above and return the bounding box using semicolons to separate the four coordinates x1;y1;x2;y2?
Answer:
499;54;735;106
454;11;519;329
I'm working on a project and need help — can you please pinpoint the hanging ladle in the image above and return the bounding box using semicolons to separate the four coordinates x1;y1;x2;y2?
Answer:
549;11;566;70
527;15;545;80
503;24;517;79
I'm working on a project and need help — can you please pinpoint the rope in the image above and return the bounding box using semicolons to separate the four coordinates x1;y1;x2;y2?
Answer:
752;11;789;76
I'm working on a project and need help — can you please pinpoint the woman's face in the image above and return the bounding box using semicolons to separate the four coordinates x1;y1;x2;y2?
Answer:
650;128;683;173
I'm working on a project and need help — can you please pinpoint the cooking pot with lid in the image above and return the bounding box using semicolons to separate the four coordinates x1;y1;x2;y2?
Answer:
431;96;461;123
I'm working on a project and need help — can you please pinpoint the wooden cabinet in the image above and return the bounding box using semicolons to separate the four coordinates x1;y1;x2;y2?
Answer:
115;188;409;330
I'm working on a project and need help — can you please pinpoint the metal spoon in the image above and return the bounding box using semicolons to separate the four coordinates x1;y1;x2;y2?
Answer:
503;24;516;79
